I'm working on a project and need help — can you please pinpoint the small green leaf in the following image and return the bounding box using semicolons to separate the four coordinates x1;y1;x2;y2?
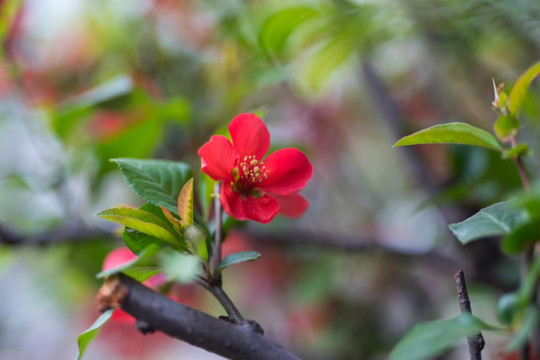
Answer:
390;314;494;360
111;158;192;215
494;115;520;141
393;122;504;152
177;178;194;225
97;207;179;245
502;144;530;160
216;251;261;274
497;292;520;326
161;206;184;235
501;222;540;254
185;225;208;261
508;61;540;117
449;201;529;244
75;309;113;360
96;244;160;281
159;249;200;284
61;75;133;110
198;173;216;220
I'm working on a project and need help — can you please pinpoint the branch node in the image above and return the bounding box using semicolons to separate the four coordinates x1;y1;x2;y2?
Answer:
218;316;265;335
136;319;155;335
243;319;265;335
96;275;128;312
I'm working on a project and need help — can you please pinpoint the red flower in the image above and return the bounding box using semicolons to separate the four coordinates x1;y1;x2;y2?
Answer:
198;113;313;223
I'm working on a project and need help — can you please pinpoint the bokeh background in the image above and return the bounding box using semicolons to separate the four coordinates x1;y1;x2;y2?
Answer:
1;0;540;359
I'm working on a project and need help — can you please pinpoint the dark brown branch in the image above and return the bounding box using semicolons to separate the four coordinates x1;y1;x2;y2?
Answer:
98;274;301;360
455;270;485;360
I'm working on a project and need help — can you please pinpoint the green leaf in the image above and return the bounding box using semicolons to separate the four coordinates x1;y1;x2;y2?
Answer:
301;37;355;92
260;6;321;56
390;314;493;360
185;225;208;261
215;251;261;274
122;203;186;254
111;158;193;215
61;75;133;110
123;227;166;255
159;249;200;284
449;201;529;244
502;143;530;160
508;61;540;117
75;309;113;360
393;122;504;152
97;207;179;245
159;97;190;124
494;115;520;141
161;207;184;235
198;173;216;220
96;244;160;281
501;222;540;254
177;178;194;225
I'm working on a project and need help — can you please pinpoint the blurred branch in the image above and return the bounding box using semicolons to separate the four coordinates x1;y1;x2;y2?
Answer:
360;60;465;224
240;229;460;270
455;270;485;360
97;274;302;360
0;223;111;246
360;60;436;196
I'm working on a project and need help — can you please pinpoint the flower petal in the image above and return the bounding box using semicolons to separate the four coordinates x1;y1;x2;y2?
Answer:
259;148;313;195
274;192;309;218
221;182;279;224
229;113;270;160
221;182;248;220
198;135;239;181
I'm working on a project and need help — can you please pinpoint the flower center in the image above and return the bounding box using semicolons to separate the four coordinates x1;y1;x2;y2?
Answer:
231;155;268;195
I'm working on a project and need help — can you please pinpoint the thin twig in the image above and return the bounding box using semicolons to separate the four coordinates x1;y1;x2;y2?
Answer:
208;282;245;323
97;274;300;360
455;270;485;360
511;136;531;193
210;182;222;274
204;181;245;323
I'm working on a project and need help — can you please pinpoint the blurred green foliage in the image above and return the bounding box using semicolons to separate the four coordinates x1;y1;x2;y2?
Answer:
1;0;540;359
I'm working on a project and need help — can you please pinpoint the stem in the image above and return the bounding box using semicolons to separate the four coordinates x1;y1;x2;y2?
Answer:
455;270;485;360
510;135;536;360
211;182;222;274
208;282;245;323
203;182;245;323
510;136;530;193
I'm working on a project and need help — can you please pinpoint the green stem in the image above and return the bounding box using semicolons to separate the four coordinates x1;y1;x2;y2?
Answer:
201;182;245;323
510;135;536;360
510;136;530;192
211;182;222;274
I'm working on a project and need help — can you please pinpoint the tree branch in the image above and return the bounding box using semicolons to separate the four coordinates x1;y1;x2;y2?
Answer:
0;223;109;246
455;270;485;360
241;228;460;269
97;274;301;360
